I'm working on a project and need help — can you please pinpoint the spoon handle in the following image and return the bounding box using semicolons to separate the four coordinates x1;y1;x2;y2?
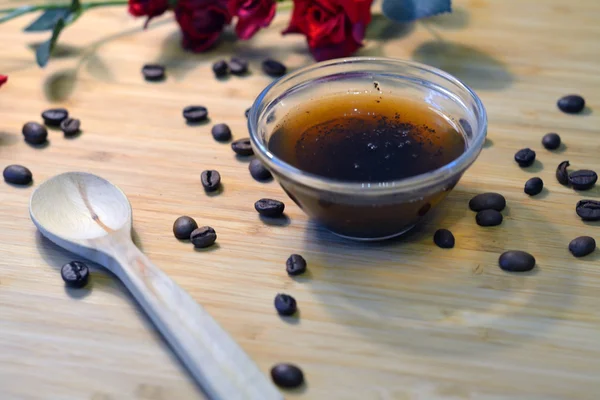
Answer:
109;240;282;400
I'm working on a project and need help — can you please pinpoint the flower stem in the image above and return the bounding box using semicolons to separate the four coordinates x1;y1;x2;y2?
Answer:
0;0;127;23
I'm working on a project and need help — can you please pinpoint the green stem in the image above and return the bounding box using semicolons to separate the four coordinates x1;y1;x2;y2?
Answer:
0;0;127;22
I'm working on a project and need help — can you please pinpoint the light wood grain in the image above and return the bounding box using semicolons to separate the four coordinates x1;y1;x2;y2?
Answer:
1;1;600;399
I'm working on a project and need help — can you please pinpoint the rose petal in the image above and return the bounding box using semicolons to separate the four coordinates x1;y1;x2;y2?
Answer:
0;75;7;87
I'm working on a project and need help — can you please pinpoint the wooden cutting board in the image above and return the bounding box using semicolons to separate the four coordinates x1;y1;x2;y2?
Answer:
1;0;600;399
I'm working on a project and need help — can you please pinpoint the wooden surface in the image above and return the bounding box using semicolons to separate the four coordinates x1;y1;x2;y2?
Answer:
1;0;600;399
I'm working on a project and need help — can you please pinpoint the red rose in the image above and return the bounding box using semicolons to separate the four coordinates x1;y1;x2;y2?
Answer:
229;0;276;40
128;0;169;18
283;0;374;61
176;0;232;52
0;75;7;88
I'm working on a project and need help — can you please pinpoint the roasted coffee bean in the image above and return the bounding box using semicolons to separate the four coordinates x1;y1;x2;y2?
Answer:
142;64;165;81
568;170;597;191
255;198;285;217
190;226;217;248
212;59;228;77
469;193;506;212
22;122;48;145
41;108;68;126
556;161;570;185
245;108;251;118
262;59;287;77
249;159;272;181
576;200;600;221
231;138;254;156
514;148;536;167
3;164;32;185
211;123;231;142
557;94;585;114
274;293;297;316
286;254;307;276
542;133;561;150
60;118;81;136
201;170;221;192
524;177;544;196
499;251;536;272
270;363;304;389
61;261;90;288
173;216;198;240
183;106;208;123
229;57;248;75
433;229;455;248
476;209;503;227
568;236;596;258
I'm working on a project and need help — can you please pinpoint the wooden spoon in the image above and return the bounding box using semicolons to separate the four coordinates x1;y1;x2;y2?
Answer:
29;172;282;400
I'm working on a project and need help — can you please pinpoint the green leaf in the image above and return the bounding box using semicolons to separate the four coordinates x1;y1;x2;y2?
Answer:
36;18;65;67
24;8;70;32
0;5;37;24
70;0;82;11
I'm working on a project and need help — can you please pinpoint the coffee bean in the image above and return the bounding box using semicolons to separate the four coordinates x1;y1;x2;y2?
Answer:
476;209;503;227
142;64;165;81
568;170;597;191
249;159;272;181
211;123;231;142
568;236;596;258
270;363;304;389
524;177;544;196
557;94;585;114
576;200;600;221
41;108;68;126
3;164;32;185
514;148;536;167
22;122;48;145
469;193;506;212
542;133;561;150
190;226;217;248
274;293;297;316
231;138;254;156
255;198;285;217
60;118;81;136
499;251;536;272
229;57;249;75
201;170;221;192
173;216;198;240
262;59;287;77
433;229;455;248
212;60;228;78
286;254;307;276
61;261;90;288
183;106;208;123
556;161;570;185
245;108;251;118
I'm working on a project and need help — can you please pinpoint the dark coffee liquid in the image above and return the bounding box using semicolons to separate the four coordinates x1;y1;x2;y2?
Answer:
269;93;466;182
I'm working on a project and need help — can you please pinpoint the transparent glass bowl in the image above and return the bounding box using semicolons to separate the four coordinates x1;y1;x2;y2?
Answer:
248;57;487;241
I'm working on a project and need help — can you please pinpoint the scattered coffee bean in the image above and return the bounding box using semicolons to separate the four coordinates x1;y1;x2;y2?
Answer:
245;108;251;118
201;170;221;192
212;59;228;78
173;216;198;240
576;200;600;221
568;170;597;191
286;254;307;276
514;148;536;167
183;106;208;123
274;293;297;316
433;229;455;248
499;250;536;272
249;159;272;181
190;226;217;248
524;177;544;196
568;236;596;258
255;198;285;217
60;118;80;136
41;108;68;126
476;209;503;227
231;138;254;156
3;164;32;185
61;261;90;288
262;59;287;77
542;133;561;150
557;94;585;114
142;64;165;81
229;57;248;75
270;363;304;389
22;122;48;145
556;160;570;185
211;123;232;142
469;193;506;212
